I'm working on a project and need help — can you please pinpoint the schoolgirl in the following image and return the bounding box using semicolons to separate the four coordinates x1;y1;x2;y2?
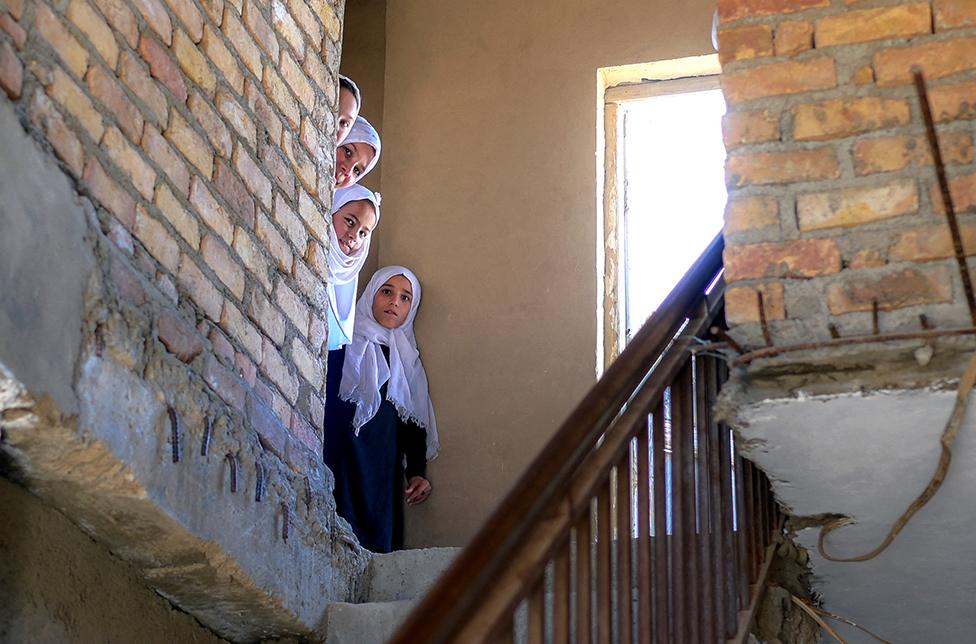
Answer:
335;116;381;189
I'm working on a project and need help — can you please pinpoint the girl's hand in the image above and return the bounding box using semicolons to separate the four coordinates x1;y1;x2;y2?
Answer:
405;476;432;506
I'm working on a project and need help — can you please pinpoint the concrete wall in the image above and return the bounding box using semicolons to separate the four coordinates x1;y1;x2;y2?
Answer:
378;0;718;546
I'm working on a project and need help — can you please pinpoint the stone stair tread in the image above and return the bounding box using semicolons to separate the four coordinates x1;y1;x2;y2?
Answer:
362;546;460;602
324;599;415;644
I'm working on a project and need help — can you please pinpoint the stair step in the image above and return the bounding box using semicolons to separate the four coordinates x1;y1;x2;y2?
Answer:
324;600;415;644
361;546;460;602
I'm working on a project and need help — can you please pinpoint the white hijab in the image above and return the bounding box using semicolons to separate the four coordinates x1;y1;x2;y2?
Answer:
339;266;439;460
327;185;380;346
344;116;381;181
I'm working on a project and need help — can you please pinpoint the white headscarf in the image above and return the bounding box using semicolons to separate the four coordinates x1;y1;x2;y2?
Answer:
327;185;381;347
344;116;381;181
340;266;439;460
338;74;362;108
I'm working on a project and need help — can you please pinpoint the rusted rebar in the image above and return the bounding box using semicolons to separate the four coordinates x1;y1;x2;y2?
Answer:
226;453;238;493
828;324;841;339
710;325;746;355
920;314;934;330
168;406;180;463
757;292;773;347
200;416;213;456
914;68;976;326
281;502;290;543
304;476;313;507
255;462;265;502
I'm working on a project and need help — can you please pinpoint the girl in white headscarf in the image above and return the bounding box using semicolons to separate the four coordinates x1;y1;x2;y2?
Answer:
335;116;381;189
324;266;439;553
326;184;380;350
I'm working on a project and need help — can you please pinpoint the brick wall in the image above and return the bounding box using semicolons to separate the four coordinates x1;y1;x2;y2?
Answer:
718;0;976;346
0;0;343;474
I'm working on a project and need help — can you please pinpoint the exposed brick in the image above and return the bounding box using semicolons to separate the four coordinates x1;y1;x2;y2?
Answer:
289;0;320;50
271;0;303;59
306;388;324;430
36;4;89;78
83;157;135;228
166;109;214;176
722;110;779;149
202;234;245;298
221;299;263;357
5;0;24;20
0;39;21;99
849;248;886;269
722;58;836;104
827;265;953;314
222;7;262;78
209;326;236;363
190;176;234;243
797;180;918;232
290;411;320;453
932;172;976;213
302;49;334;107
725;283;785;325
131;0;173;44
717;0;828;22
307;240;326;280
235;351;257;386
262;64;300;129
298;189;325;242
87;64;144;142
134;205;179;271
67;0;119;68
853;65;875;85
143;124;191;196
206;356;247;410
935;0;976;30
179;254;223;319
173;28;216;96
309;311;325;351
92;0;138;47
261;145;294;197
244;1;278;61
256;210;293;270
300;116;320;155
31;93;84;175
231;146;271;209
48;67;104;141
246;393;288;458
725;239;842;281
310;0;339;42
874;37;976;86
726;148;840;188
275;281;308;334
282;129;316;195
261;337;298;403
774;21;813;56
0;14;27;49
291;337;322;390
214;159;256;227
202;24;244;94
188;90;232;158
793;97;910;142
245;77;282;145
816;4;931;47
217;89;256;149
158;309;203;362
103;126;156;199
889;222;976;262
281;50;315;106
155;182;200;248
248;289;286;344
717;24;772;65
138;35;188;103
852;132;973;175
929;80;976;122
109;253;147;304
254;378;291;428
724;196;779;235
107;218;134;254
233;226;272;291
273;193;307;251
292;257;324;305
156;273;179;302
164;0;204;42
201;0;224;26
120;51;168;125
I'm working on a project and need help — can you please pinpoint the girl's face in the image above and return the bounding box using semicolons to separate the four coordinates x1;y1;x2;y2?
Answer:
335;143;375;188
372;274;413;329
336;87;359;144
332;200;377;256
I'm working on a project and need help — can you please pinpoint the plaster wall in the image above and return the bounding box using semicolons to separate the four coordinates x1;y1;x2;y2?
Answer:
379;0;718;546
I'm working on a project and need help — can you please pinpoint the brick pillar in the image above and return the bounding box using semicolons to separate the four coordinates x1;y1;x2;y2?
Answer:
717;0;976;347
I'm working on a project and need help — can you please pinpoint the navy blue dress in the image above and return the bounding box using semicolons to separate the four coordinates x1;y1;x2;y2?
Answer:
324;347;427;553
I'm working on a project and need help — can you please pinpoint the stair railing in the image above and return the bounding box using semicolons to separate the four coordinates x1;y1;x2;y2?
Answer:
391;233;780;643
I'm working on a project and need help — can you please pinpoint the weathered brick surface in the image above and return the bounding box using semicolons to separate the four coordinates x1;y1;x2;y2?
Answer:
139;34;187;102
792;97;910;141
722;58;836;103
262;64;300;128
244;1;278;61
718;0;828;22
205;356;247;410
216;89;256;149
725;239;842;281
166;109;213;176
935;0;976;30
221;299;263;358
724;196;779;235
88;64;144;142
725;283;786;325
248;289;286;344
178;254;223;320
134;205;180;271
874;37;976;86
0;39;22;99
827;265;953;314
144;124;191;196
929;80;976;122
223;8;262;78
233;226;272;291
155;183;200;247
775;21;813;56
202;24;243;94
273;193;306;251
849;248;886;269
0;14;27;49
164;0;204;42
272;0;304;59
815;4;931;47
722;110;779;149
188;90;232;158
131;0;173;44
104;125;157;199
796;180;918;232
84;157;136;227
726;148;840;187
275;281;309;335
173;28;216;96
717;24;773;65
120;51;168;125
190;175;234;243
256;210;292;270
158;309;204;362
202;234;245;298
261;337;299;403
68;0;119;68
93;0;139;47
233;145;271;208
889;222;976;262
31;93;85;175
36;4;89;78
932;172;976;213
852;132;973;175
214;159;256;227
48;67;104;141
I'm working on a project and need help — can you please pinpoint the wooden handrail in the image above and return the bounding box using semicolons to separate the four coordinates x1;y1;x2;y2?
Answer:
391;233;729;644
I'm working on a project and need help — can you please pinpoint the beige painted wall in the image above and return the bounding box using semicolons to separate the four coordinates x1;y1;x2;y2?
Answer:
378;0;718;546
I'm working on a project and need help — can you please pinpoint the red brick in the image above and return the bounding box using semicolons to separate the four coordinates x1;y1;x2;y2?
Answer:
36;5;89;78
206;356;247;410
874;37;976;86
188;90;232;158
815;4;931;47
890;222;976;262
233;226;272;291
724;239;841;281
87;64;144;142
233;145;272;209
245;77;282;145
725;283;785;325
139;35;188;103
158;309;203;362
248;289;286;344
202;23;244;94
797;180;918;232
256;211;292;270
109;253;147;304
173;28;216;96
717;24;772;65
273;193;307;251
852;132;973;175
722;110;779;149
722;58;836;103
244;1;278;61
793;97;911;142
262;64;300;128
827;266;953;314
932;172;976;213
261;337;298;403
726;148;840;187
290;410;320;453
282;129;317;195
217;89;256;149
213;159;256;227
222;7;262;78
209;326;236;363
143;124;191;197
718;0;828;22
775;21;813;56
103;125;157;199
254;378;291;427
247;393;288;458
275;281;309;334
724;196;779;235
853;65;875;85
178;253;223;319
67;0;119;67
303;46;333;106
131;0;173;45
201;0;224;25
235;351;257;387
6;0;24;20
190;176;235;243
92;0;138;47
929;79;976;122
0;39;21;99
120;51;168;125
31;93;84;176
134;205;179;271
221;299;263;357
166;109;214;176
289;0;320;51
298;190;325;242
164;0;204;42
0;14;27;49
83;158;136;228
934;0;976;30
155;183;199;248
849;248;886;269
202;234;246;298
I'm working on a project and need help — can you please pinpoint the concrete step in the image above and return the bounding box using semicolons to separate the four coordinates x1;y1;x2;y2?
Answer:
323;600;414;644
359;546;460;602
